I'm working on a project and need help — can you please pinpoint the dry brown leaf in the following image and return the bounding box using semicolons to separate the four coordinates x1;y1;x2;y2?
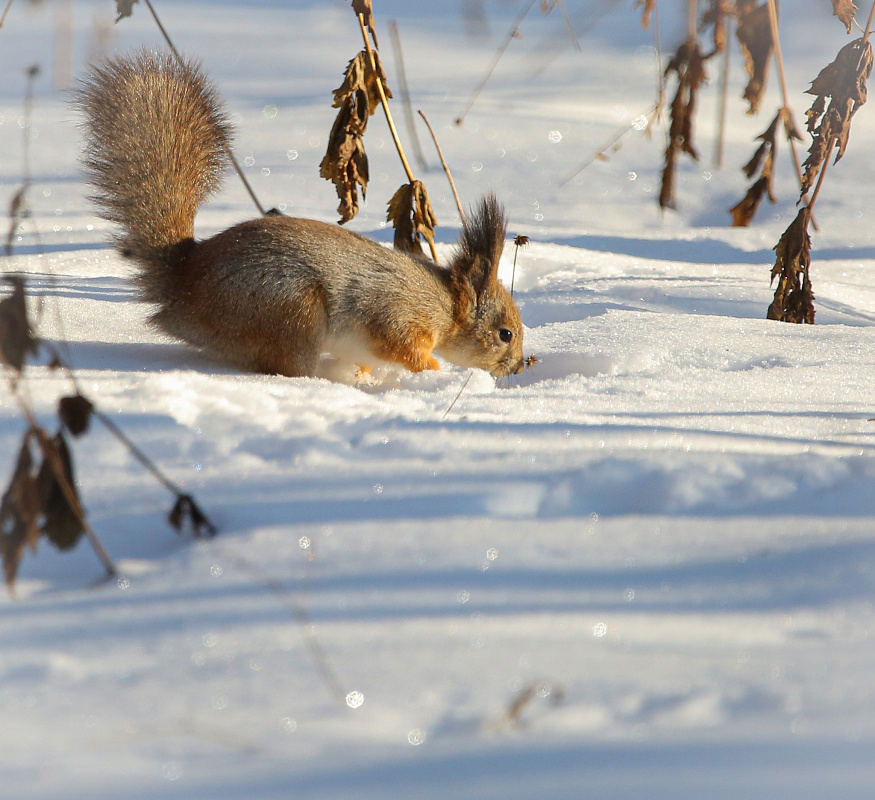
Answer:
0;432;42;594
768;207;814;324
115;0;138;21
36;432;85;552
58;394;94;438
802;37;873;194
700;0;730;55
386;181;438;256
0;276;37;373
320;50;392;224
730;107;801;226
351;0;379;49
730;175;772;228
168;494;217;538
736;1;773;114
635;0;655;29
660;40;707;210
831;0;858;33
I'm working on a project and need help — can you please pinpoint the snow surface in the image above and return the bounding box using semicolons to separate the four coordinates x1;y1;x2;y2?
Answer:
2;1;875;797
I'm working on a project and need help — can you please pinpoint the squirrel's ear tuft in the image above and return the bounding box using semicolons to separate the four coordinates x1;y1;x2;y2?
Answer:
452;193;507;297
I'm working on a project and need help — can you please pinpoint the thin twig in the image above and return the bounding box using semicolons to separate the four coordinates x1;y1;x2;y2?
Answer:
651;0;666;134
456;0;538;126
864;0;875;42
417;110;465;223
6;65;39;257
141;0;266;217
358;13;414;182
807;135;837;212
0;0;14;28
356;12;439;264
215;546;348;707
388;20;428;173
559;103;660;187
765;0;819;231
554;0;581;52
714;20;730;168
442;371;475;420
510;235;529;298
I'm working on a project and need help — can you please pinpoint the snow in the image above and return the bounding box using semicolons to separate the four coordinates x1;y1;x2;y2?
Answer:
2;1;875;797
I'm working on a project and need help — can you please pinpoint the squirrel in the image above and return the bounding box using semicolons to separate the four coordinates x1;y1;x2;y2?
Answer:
74;51;525;380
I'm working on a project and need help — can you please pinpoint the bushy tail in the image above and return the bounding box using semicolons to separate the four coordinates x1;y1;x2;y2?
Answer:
76;50;231;259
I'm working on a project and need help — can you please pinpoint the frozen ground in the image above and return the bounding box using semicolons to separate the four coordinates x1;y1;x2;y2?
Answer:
2;1;875;798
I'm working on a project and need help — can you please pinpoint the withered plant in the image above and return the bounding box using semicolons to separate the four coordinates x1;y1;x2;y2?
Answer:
767;4;874;324
730;106;802;226
0;276;218;594
319;2;439;261
320;49;388;224
660;38;708;210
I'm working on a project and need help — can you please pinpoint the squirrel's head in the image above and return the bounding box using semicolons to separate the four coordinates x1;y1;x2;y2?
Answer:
444;194;525;378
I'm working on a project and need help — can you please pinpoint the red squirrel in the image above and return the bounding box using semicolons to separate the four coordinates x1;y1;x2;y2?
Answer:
76;51;524;379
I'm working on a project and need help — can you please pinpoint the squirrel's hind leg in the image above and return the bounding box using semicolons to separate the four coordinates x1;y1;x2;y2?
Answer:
246;284;330;378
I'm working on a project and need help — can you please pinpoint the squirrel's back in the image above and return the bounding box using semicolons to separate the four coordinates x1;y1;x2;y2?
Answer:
76;51;231;268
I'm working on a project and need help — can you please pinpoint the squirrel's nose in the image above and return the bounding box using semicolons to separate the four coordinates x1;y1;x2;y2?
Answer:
512;359;525;375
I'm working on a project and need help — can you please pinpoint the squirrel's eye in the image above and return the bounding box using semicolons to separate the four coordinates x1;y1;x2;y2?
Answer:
498;328;513;344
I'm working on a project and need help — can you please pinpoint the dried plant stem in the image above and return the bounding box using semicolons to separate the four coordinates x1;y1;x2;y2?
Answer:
141;0;266;217
358;13;414;183
356;13;438;264
806;135;837;212
215;546;348;706
0;0;14;28
555;0;582;51
417;110;465;223
765;0;819;231
456;0;539;126
388;20;428;173
715;26;730;168
559;103;660;186
864;0;875;41
687;0;697;40
652;0;665;107
511;241;522;298
442;371;475;420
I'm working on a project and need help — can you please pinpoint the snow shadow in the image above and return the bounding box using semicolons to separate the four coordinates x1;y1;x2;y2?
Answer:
78;737;875;800
548;234;875;266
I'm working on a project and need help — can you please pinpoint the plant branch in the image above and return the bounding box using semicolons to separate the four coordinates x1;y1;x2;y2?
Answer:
388;20;428;173
765;0;819;231
417;110;465;223
715;21;730;168
864;0;875;42
687;0;698;41
559;103;660;187
357;13;414;183
356;12;439;264
807;135;836;212
0;0;14;28
215;546;348;707
442;371;475;420
456;0;538;126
